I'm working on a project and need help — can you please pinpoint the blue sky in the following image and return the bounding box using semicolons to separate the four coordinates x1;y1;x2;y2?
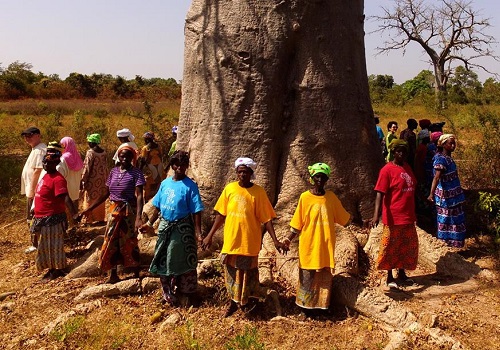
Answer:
1;0;499;84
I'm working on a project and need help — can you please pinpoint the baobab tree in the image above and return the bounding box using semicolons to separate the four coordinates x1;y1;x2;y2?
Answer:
178;0;382;232
371;0;498;108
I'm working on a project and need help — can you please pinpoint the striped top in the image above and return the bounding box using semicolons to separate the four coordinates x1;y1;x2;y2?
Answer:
107;166;146;203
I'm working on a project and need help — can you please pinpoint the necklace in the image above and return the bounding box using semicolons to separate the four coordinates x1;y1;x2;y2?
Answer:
117;168;127;184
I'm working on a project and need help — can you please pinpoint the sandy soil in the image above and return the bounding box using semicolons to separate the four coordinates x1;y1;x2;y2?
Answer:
0;218;499;350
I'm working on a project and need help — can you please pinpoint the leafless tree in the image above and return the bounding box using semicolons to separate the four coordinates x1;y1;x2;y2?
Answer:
371;0;498;107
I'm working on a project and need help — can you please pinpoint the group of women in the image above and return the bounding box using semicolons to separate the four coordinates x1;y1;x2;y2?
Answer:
30;123;466;317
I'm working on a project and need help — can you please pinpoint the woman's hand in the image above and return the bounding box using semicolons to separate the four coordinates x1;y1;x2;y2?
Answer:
75;209;90;223
134;217;143;233
274;240;289;255
427;194;435;203
370;214;380;228
201;236;212;251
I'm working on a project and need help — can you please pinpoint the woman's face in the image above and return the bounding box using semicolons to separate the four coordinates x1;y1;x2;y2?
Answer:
443;138;456;152
311;173;328;189
42;159;58;173
118;149;134;167
389;124;398;134
393;146;408;163
236;165;253;185
172;161;188;178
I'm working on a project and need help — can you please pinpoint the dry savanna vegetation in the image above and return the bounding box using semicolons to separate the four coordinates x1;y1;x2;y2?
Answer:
0;90;499;349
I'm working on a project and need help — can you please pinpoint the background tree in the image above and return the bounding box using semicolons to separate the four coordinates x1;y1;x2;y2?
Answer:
372;0;498;108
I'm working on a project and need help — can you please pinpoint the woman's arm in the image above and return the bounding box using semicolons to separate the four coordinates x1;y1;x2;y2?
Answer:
134;185;144;232
264;220;288;254
201;213;225;250
371;191;384;228
193;211;203;243
427;169;442;203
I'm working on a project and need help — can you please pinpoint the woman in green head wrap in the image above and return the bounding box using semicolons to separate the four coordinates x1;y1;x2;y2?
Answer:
286;162;351;315
80;134;109;224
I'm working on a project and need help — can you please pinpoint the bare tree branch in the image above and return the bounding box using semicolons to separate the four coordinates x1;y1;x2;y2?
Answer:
368;0;498;106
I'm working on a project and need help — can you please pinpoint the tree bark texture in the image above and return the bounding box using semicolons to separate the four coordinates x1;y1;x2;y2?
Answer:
179;0;383;228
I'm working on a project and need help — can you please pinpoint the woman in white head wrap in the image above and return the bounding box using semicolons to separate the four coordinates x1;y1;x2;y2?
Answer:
112;128;139;165
202;157;287;317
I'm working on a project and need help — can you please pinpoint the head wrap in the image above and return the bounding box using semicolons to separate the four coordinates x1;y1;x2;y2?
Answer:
117;145;138;165
419;119;431;129
116;128;135;141
143;131;155;140
46;141;63;157
87;133;101;144
234;157;257;179
172;126;178;134
60;137;84;171
437;134;456;147
388;139;409;151
43;152;61;163
308;163;331;184
430;131;443;143
417;129;430;140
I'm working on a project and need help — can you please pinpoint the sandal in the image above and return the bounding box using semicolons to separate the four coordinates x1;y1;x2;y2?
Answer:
223;301;238;318
387;281;399;289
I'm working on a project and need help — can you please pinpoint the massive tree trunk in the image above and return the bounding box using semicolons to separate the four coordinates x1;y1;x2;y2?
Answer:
179;0;382;231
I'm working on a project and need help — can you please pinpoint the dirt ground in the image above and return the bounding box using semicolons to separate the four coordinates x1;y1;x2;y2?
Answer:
1;215;499;350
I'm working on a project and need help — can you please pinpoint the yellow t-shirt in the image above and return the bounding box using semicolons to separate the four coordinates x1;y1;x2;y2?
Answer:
215;182;276;256
290;190;350;270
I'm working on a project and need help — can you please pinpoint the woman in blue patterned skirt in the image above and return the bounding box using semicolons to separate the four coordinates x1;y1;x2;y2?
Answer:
428;134;466;247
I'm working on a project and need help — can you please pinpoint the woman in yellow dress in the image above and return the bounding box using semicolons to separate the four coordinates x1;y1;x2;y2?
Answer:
285;162;350;313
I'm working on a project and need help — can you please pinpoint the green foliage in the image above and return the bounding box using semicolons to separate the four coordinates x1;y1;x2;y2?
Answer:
225;326;265;350
50;315;85;342
174;320;205;350
474;191;500;242
0;155;23;195
41;113;62;143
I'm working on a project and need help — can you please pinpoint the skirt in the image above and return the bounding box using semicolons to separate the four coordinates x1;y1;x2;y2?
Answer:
377;224;418;271
436;204;466;248
31;213;68;271
99;202;141;271
296;268;334;309
223;254;266;306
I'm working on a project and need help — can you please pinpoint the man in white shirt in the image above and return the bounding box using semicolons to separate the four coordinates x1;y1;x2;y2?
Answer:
20;127;46;251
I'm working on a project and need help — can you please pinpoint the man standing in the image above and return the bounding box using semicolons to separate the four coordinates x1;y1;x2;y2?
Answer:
21;127;46;251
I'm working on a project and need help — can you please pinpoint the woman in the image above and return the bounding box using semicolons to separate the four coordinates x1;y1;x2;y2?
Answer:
140;151;204;306
59;136;84;207
385;121;399;162
428;134;466;248
285;162;350;312
202;157;287;317
371;139;418;288
31;145;77;281
80;133;108;224
139;131;164;201
78;146;145;283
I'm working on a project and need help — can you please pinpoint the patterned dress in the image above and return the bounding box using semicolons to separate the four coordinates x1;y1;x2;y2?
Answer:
81;149;108;223
432;153;466;247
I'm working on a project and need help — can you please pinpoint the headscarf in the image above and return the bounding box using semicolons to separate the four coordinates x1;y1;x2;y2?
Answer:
308;162;331;184
438;134;456;147
116;128;135;141
87;133;101;144
430;131;443;143
143;131;155;140
417;129;430;141
388;139;409;151
46;141;63;157
117;145;138;165
234;157;257;179
60;137;84;171
419;119;431;129
43;152;61;163
172;126;178;134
